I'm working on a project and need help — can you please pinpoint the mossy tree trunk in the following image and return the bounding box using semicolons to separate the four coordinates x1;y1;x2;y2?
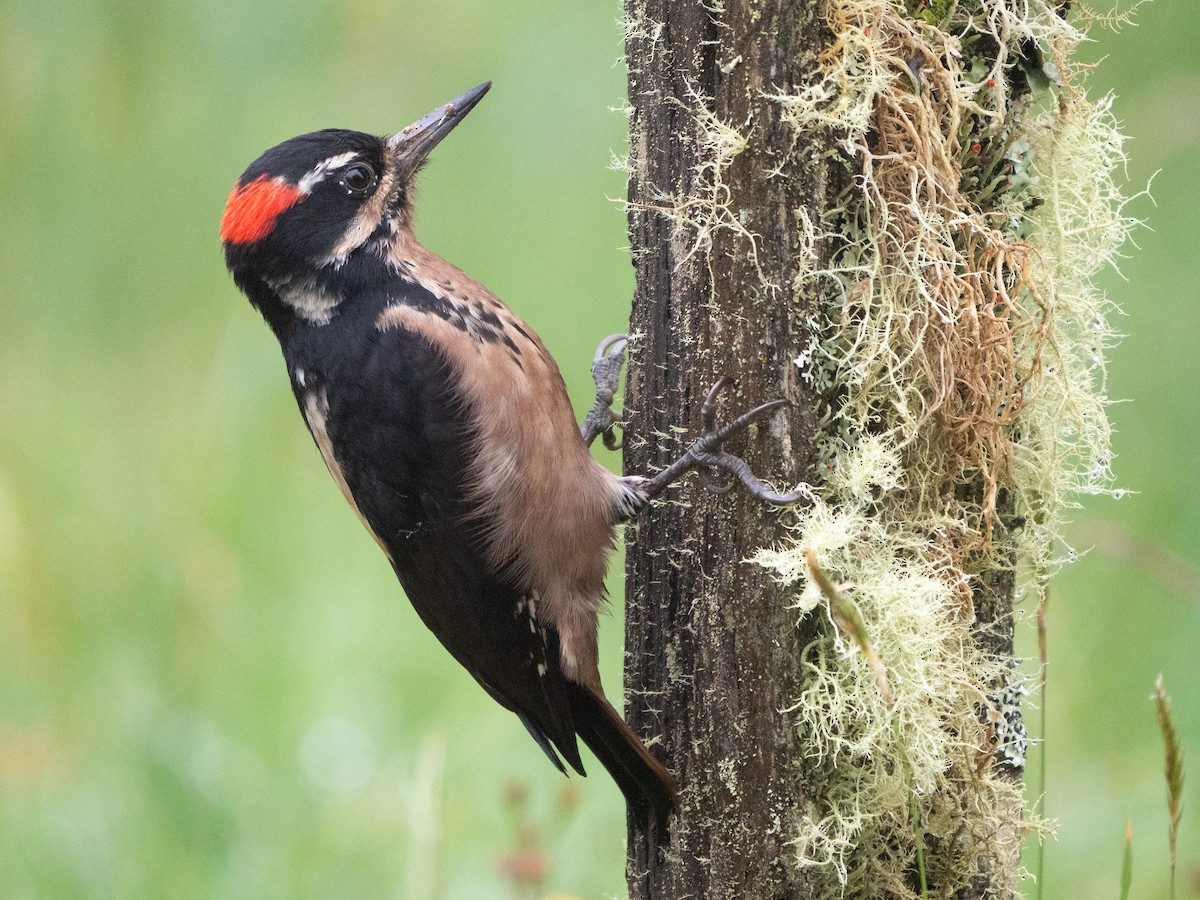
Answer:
620;0;1032;897
621;1;841;896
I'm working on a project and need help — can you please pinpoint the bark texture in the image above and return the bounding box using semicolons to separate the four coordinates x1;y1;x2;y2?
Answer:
616;0;1078;897
621;1;840;896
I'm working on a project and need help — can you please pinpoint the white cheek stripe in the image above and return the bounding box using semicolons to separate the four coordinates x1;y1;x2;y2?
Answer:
298;151;360;194
322;164;398;265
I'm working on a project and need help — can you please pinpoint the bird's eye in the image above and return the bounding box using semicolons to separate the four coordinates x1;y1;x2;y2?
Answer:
340;164;377;195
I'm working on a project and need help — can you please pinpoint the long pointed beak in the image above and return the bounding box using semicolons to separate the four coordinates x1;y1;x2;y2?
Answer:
387;81;491;178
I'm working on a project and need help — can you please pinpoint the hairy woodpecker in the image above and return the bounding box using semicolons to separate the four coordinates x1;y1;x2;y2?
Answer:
221;82;796;823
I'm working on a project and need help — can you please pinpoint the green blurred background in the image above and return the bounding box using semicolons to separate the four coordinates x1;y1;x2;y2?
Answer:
0;1;1194;898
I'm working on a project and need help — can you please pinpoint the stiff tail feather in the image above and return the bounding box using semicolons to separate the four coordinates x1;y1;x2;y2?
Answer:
566;681;677;827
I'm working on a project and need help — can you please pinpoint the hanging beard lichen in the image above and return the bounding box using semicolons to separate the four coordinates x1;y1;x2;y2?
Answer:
620;0;1136;893
748;0;1137;895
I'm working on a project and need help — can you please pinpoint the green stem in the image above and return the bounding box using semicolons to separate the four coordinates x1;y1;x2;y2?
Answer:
897;732;929;899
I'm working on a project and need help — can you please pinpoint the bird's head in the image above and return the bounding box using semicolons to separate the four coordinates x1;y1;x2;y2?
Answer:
221;82;490;322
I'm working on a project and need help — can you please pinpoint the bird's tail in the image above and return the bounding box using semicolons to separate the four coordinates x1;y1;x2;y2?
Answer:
566;681;678;828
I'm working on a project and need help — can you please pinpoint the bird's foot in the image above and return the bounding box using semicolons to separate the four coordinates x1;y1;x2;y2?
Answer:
618;377;804;519
581;333;627;450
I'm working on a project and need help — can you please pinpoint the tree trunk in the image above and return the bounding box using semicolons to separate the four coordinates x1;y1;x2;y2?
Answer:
620;0;1038;896
621;1;840;897
616;0;1134;894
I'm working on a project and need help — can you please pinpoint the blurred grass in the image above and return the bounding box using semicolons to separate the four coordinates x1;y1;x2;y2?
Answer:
0;1;631;897
1019;4;1200;898
0;1;1195;898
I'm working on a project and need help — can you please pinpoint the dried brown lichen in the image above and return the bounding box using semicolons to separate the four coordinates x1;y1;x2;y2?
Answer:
755;0;1134;894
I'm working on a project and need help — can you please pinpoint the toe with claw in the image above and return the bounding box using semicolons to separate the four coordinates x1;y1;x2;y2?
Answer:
620;377;805;518
581;333;628;450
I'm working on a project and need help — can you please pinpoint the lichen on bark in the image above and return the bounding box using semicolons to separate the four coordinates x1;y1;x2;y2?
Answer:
622;0;1134;897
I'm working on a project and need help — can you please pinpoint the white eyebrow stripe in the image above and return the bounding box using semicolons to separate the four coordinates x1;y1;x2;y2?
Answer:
298;151;360;194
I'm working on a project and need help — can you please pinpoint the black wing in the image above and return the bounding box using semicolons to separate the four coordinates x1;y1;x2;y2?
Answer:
316;323;586;776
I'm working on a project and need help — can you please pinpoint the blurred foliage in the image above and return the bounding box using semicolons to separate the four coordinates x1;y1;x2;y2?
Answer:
1019;4;1200;898
0;1;631;897
0;1;1194;898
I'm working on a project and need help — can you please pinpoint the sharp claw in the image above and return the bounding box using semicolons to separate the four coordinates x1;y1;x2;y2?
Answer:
594;333;628;364
695;398;789;454
635;379;802;507
700;468;735;494
701;376;736;433
602;421;624;451
691;448;804;505
582;334;629;448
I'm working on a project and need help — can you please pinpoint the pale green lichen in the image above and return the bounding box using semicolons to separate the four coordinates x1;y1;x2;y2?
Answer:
627;82;770;287
1014;87;1135;573
754;0;1134;895
622;0;1134;894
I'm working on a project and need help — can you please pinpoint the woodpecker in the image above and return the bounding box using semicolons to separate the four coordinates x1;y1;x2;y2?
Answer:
221;82;796;823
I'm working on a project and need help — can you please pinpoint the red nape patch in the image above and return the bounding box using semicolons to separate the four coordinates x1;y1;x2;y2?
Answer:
220;176;304;245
